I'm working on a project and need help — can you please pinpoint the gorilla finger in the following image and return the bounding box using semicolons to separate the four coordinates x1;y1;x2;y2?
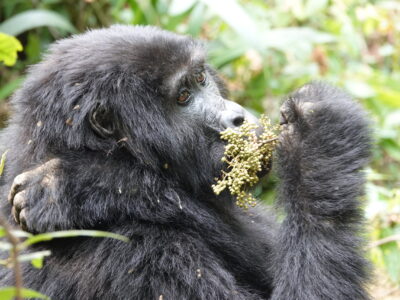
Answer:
280;101;294;125
13;191;27;212
11;206;20;225
7;159;60;205
8;173;30;205
19;209;28;232
280;111;288;125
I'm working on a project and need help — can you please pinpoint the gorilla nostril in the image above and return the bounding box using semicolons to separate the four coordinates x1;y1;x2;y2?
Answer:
220;100;256;129
233;116;245;127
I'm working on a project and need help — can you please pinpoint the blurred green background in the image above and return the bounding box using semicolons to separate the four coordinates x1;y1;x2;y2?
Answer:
1;0;399;298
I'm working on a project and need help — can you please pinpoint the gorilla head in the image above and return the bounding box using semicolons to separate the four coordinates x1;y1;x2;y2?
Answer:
15;25;257;196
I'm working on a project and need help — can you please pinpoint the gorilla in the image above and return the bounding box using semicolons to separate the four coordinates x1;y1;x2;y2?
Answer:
0;25;371;299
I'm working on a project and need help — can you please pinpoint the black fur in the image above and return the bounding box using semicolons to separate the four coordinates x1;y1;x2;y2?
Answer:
0;26;371;299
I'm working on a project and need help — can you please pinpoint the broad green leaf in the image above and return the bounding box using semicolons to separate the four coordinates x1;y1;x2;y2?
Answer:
134;0;158;24
0;33;22;66
373;86;400;108
264;27;335;53
199;0;261;50
187;2;206;37
208;41;248;68
0;226;5;238
0;287;50;300
21;230;129;248
0;9;76;36
0;151;8;176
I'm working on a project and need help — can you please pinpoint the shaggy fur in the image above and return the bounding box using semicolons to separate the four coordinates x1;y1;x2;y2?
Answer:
0;26;371;299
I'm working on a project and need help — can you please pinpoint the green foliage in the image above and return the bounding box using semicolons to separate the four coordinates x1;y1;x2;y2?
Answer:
0;226;129;299
0;287;49;300
20;230;129;248
0;10;76;36
0;228;129;268
0;151;6;176
0;33;22;67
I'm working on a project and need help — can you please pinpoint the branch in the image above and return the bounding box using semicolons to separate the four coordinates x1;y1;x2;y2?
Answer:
0;214;22;300
368;234;400;249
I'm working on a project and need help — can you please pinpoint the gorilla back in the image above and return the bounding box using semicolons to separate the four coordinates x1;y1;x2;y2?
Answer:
0;26;371;300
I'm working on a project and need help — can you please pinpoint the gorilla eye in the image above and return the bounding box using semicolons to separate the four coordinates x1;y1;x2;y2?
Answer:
177;89;191;105
195;72;206;86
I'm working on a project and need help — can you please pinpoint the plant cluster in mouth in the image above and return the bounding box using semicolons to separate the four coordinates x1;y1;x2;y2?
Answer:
212;115;279;209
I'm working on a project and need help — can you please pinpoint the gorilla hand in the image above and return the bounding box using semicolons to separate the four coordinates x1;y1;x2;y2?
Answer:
8;159;60;232
271;82;371;300
278;82;371;176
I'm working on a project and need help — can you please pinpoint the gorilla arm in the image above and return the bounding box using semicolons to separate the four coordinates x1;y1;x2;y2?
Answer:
6;152;168;233
271;82;371;300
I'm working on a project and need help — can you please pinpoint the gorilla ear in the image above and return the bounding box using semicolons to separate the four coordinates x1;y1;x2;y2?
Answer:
90;104;115;138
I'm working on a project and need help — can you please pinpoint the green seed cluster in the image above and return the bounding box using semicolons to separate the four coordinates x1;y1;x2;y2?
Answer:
212;115;279;209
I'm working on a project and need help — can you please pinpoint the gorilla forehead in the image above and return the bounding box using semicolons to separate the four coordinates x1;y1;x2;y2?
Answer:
50;25;205;84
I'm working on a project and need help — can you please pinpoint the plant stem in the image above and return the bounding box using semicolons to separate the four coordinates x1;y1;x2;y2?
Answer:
0;214;22;300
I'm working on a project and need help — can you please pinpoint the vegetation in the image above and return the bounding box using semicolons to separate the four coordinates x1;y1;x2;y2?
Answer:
1;0;399;298
213;116;278;209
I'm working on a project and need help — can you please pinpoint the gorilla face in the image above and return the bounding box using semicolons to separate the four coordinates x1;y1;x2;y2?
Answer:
18;25;257;194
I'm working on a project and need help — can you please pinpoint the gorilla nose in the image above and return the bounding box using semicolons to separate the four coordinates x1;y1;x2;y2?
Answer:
221;100;259;129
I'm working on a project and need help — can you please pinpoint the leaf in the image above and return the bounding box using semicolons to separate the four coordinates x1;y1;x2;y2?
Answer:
187;2;206;37
199;0;261;50
10;230;33;238
381;139;400;161
0;33;22;66
0;287;50;300
344;80;376;99
18;250;51;263
169;0;197;15
133;0;158;24
373;86;400;108
305;0;329;16
31;257;44;269
17;250;51;269
21;230;129;248
208;41;248;68
0;9;76;36
0;150;8;176
381;240;400;282
0;241;11;251
263;27;335;53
